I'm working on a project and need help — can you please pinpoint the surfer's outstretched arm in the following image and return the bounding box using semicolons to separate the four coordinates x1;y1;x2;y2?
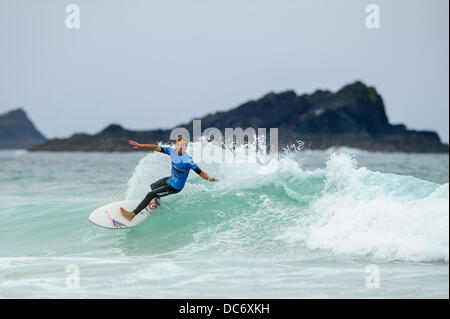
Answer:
195;168;219;182
129;140;162;152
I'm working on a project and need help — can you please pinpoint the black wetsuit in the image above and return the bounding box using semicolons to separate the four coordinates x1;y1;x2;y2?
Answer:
133;167;202;214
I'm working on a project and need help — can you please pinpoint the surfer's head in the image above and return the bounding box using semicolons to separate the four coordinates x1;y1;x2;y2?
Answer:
175;135;188;155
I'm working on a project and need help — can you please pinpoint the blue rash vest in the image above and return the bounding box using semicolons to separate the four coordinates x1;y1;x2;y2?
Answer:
161;146;198;190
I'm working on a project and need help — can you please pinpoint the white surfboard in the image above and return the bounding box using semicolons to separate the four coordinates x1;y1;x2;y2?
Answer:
88;199;159;229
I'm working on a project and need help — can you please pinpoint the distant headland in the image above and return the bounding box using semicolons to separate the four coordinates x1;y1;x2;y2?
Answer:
0;109;46;149
1;81;448;153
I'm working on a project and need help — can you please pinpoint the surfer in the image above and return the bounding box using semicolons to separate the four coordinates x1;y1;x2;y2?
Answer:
120;136;219;220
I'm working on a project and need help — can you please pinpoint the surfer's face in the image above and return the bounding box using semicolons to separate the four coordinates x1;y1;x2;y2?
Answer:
175;141;187;155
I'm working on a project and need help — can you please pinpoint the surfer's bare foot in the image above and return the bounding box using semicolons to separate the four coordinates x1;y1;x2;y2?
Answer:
120;207;135;221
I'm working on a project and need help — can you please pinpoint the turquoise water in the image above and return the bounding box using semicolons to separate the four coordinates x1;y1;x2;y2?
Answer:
0;143;448;298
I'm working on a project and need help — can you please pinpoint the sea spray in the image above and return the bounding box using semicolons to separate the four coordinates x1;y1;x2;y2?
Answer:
0;149;448;298
277;154;449;262
124;141;449;262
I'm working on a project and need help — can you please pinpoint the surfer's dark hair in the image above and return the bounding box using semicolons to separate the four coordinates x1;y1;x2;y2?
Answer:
176;135;188;145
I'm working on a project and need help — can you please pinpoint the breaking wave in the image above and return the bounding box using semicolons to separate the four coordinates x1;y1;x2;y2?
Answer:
124;140;449;262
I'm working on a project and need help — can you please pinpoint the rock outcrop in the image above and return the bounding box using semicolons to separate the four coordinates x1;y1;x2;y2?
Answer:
0;109;46;149
30;81;448;152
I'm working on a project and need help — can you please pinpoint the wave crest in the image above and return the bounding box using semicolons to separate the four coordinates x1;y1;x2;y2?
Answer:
125;141;449;262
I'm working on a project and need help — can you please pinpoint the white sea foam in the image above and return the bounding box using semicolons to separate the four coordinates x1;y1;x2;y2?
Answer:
125;140;449;262
277;153;449;262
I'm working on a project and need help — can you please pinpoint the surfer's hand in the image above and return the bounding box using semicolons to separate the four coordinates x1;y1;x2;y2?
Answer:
129;140;140;149
208;177;219;182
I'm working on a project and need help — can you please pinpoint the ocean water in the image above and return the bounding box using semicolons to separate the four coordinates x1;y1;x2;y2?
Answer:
0;142;448;298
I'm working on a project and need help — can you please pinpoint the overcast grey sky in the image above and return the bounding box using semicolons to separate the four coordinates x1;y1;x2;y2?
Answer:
0;0;448;142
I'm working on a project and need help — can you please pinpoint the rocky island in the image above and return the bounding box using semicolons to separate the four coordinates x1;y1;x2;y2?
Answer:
3;81;448;153
0;109;46;149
